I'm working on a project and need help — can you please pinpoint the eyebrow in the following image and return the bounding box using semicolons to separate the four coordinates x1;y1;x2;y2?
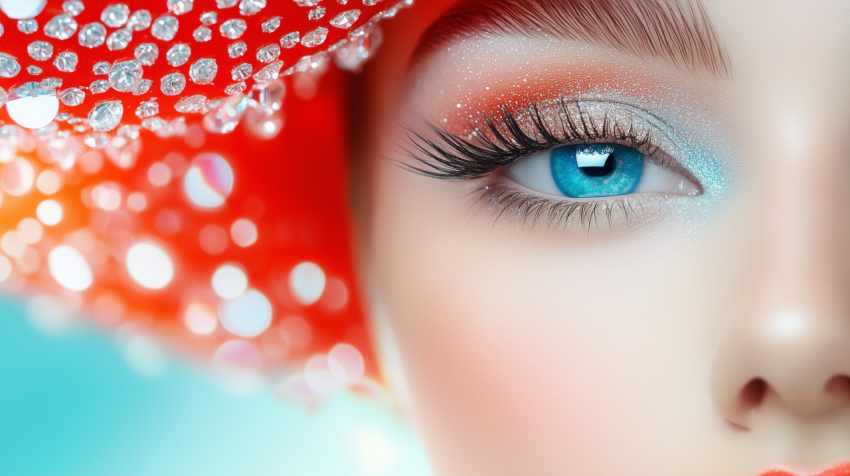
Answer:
412;0;731;77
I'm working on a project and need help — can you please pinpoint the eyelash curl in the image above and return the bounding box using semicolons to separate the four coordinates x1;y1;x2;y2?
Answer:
398;99;682;230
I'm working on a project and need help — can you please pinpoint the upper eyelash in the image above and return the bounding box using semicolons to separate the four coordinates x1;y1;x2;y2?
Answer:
397;98;669;180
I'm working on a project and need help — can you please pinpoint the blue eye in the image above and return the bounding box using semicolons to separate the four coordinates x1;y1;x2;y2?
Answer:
551;144;643;198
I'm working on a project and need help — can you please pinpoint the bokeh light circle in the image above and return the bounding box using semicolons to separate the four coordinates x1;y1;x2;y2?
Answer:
184;153;233;208
126;242;175;290
218;289;272;338
48;245;93;291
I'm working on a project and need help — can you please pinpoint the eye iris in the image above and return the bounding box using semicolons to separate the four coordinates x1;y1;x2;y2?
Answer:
551;144;644;198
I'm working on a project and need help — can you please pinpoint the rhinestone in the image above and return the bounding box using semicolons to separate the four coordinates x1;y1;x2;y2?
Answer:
189;58;217;85
53;51;78;72
256;44;280;63
135;100;158;118
166;43;191;66
200;11;217;25
0;87;5;108
308;7;326;20
133;78;152;95
18;19;37;34
216;0;238;7
338;0;348;4
88;101;123;131
108;60;143;92
252;60;282;83
152;15;178;41
262;17;280;32
363;0;380;5
59;87;84;106
27;65;42;75
41;77;63;88
280;31;299;48
44;14;78;40
293;0;320;6
167;0;193;15
142;117;167;132
127;10;152;30
228;42;247;58
301;27;328;47
78;23;107;48
93;61;110;74
160;73;186;95
63;1;84;16
27;41;53;61
225;82;246;95
256;79;285;114
231;62;252;80
330;9;360;28
90;79;110;94
101;4;130;27
193;26;212;42
239;0;266;15
134;43;158;66
175;94;206;113
219;19;246;39
0;24;3;38
203;94;249;133
55;112;70;121
106;28;132;50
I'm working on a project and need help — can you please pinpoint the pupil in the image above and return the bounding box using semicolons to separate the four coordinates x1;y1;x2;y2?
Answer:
579;154;616;177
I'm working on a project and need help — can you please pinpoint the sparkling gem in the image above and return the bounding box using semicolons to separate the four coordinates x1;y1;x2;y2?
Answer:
224;81;245;95
231;62;252;80
216;0;237;7
280;31;299;48
41;77;62;88
78;23;106;48
44;13;78;39
90;79;109;94
219;19;246;39
166;43;191;66
167;0;193;15
175;94;206;113
88;101;123;131
332;23;382;70
0;24;4;38
239;0;265;15
160;73;186;95
293;0;320;6
134;43;158;65
0;87;6;108
108;60;143;92
252;60;282;83
135;100;158;118
27;41;53;61
262;17;280;32
133;78;152;95
189;58;217;85
152;15;178;41
363;0;381;5
330;9;360;28
301;27;327;47
228;42;246;58
142;117;167;131
106;28;132;50
18;19;37;34
93;61;109;74
127;10;152;30
193;26;211;42
63;1;84;16
101;4;130;27
59;87;84;106
256;44;280;63
338;0;348;4
256;79;284;114
53;51;78;72
308;7;325;20
200;11;217;25
203;94;249;133
27;65;42;75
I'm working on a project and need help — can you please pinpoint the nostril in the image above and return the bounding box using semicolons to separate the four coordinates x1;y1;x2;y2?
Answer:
825;375;850;400
739;378;767;414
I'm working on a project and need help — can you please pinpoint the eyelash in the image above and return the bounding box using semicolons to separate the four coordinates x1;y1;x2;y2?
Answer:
398;99;685;229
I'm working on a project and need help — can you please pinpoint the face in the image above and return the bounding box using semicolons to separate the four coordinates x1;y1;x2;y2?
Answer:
355;1;850;475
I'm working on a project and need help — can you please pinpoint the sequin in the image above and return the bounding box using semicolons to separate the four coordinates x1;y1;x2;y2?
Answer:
78;23;106;48
167;0;193;15
18;19;38;34
262;17;281;33
0;54;17;78
193;26;212;42
219;19;246;39
308;7;326;20
239;0;266;16
175;95;207;113
166;43;191;66
200;11;217;25
301;27;328;47
160;73;186;95
228;42;247;58
256;44;280;63
93;61;109;74
53;51;77;72
189;58;217;85
44;14;78;40
101;4;130;27
62;1;84;16
330;9;360;28
88;101;123;131
90;79;109;94
280;31;299;48
108;60;143;93
59;87;84;106
152;15;178;41
27;41;53;61
231;62;252;80
135;100;158;118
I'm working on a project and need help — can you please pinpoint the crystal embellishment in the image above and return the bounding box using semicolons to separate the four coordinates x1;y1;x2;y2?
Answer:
175;95;207;113
90;79;110;94
27;41;54;61
135;43;158;65
78;23;107;48
152;15;179;41
18;20;38;34
219;19;246;39
256;44;280;63
216;0;238;7
301;27;328;47
193;26;212;42
133;79;152;95
189;58;217;85
167;0;193;15
41;77;63;88
108;60;144;92
330;9;361;28
101;4;130;28
228;42;247;58
239;0;266;16
225;82;246;95
53;51;78;72
63;1;84;16
88;101;124;132
27;65;43;75
252;60;282;83
200;11;217;25
308;7;326;20
106;28;132;51
93;61;110;74
280;31;299;48
166;43;191;66
231;62;252;80
127;10;152;30
59;87;85;106
136;100;158;118
0;54;20;78
161;73;186;95
44;14;78;40
262;17;281;33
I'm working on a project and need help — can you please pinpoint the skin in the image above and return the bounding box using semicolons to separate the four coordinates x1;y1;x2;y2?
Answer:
353;1;850;475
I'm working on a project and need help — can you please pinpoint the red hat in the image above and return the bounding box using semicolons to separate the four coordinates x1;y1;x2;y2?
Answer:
0;0;409;402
